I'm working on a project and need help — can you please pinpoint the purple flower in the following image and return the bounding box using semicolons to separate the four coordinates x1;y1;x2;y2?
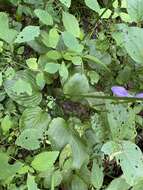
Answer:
111;86;143;98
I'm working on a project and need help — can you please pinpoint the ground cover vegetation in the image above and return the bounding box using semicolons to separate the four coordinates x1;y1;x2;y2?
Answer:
1;0;143;189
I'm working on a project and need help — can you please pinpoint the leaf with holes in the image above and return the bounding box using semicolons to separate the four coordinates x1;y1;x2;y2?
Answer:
19;106;51;131
16;128;44;150
102;141;143;186
15;26;40;43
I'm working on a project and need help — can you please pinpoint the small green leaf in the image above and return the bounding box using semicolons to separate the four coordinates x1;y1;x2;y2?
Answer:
27;174;39;190
91;159;104;189
59;62;69;82
44;63;60;74
1;115;13;134
31;151;59;171
71;175;88;190
59;0;71;8
0;12;18;43
26;58;38;71
84;0;100;13
71;56;82;65
34;9;53;26
15;26;40;43
36;72;45;89
42;28;59;48
62;12;80;37
62;32;83;53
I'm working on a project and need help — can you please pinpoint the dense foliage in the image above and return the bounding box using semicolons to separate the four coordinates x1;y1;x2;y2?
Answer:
1;0;143;189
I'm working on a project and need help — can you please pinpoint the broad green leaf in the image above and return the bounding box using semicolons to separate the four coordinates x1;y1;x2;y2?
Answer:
59;0;71;8
0;152;23;180
102;141;143;186
27;174;39;190
16;128;44;150
91;159;104;189
127;0;143;22
1;115;13;134
19;106;51;131
12;79;33;96
26;58;38;71
34;9;53;26
0;12;18;43
84;0;100;13
4;70;42;107
63;73;89;96
62;12;80;37
44;63;60;74
124;27;143;64
106;177;130;190
106;102;136;141
15;26;40;43
48;118;89;169
41;28;59;48
71;175;88;190
62;32;83;53
31;151;59;171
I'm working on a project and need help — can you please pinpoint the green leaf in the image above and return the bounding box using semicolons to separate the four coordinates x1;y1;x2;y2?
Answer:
1;115;13;134
36;72;45;89
0;12;18;43
102;141;143;186
91;159;104;189
106;102;136;141
132;180;143;190
84;0;100;13
62;32;83;53
16;128;44;150
62;12;80;37
106;177;130;190
71;175;88;190
63;73;89;96
44;63;60;74
0;152;23;180
41;28;59;48
15;26;40;43
59;0;71;8
124;27;143;64
31;151;59;171
26;58;38;71
46;50;62;60
34;9;53;26
127;0;143;22
19;106;51;131
4;70;42;107
48;118;89;169
27;174;39;190
59;62;69;82
12;79;33;96
83;54;110;71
